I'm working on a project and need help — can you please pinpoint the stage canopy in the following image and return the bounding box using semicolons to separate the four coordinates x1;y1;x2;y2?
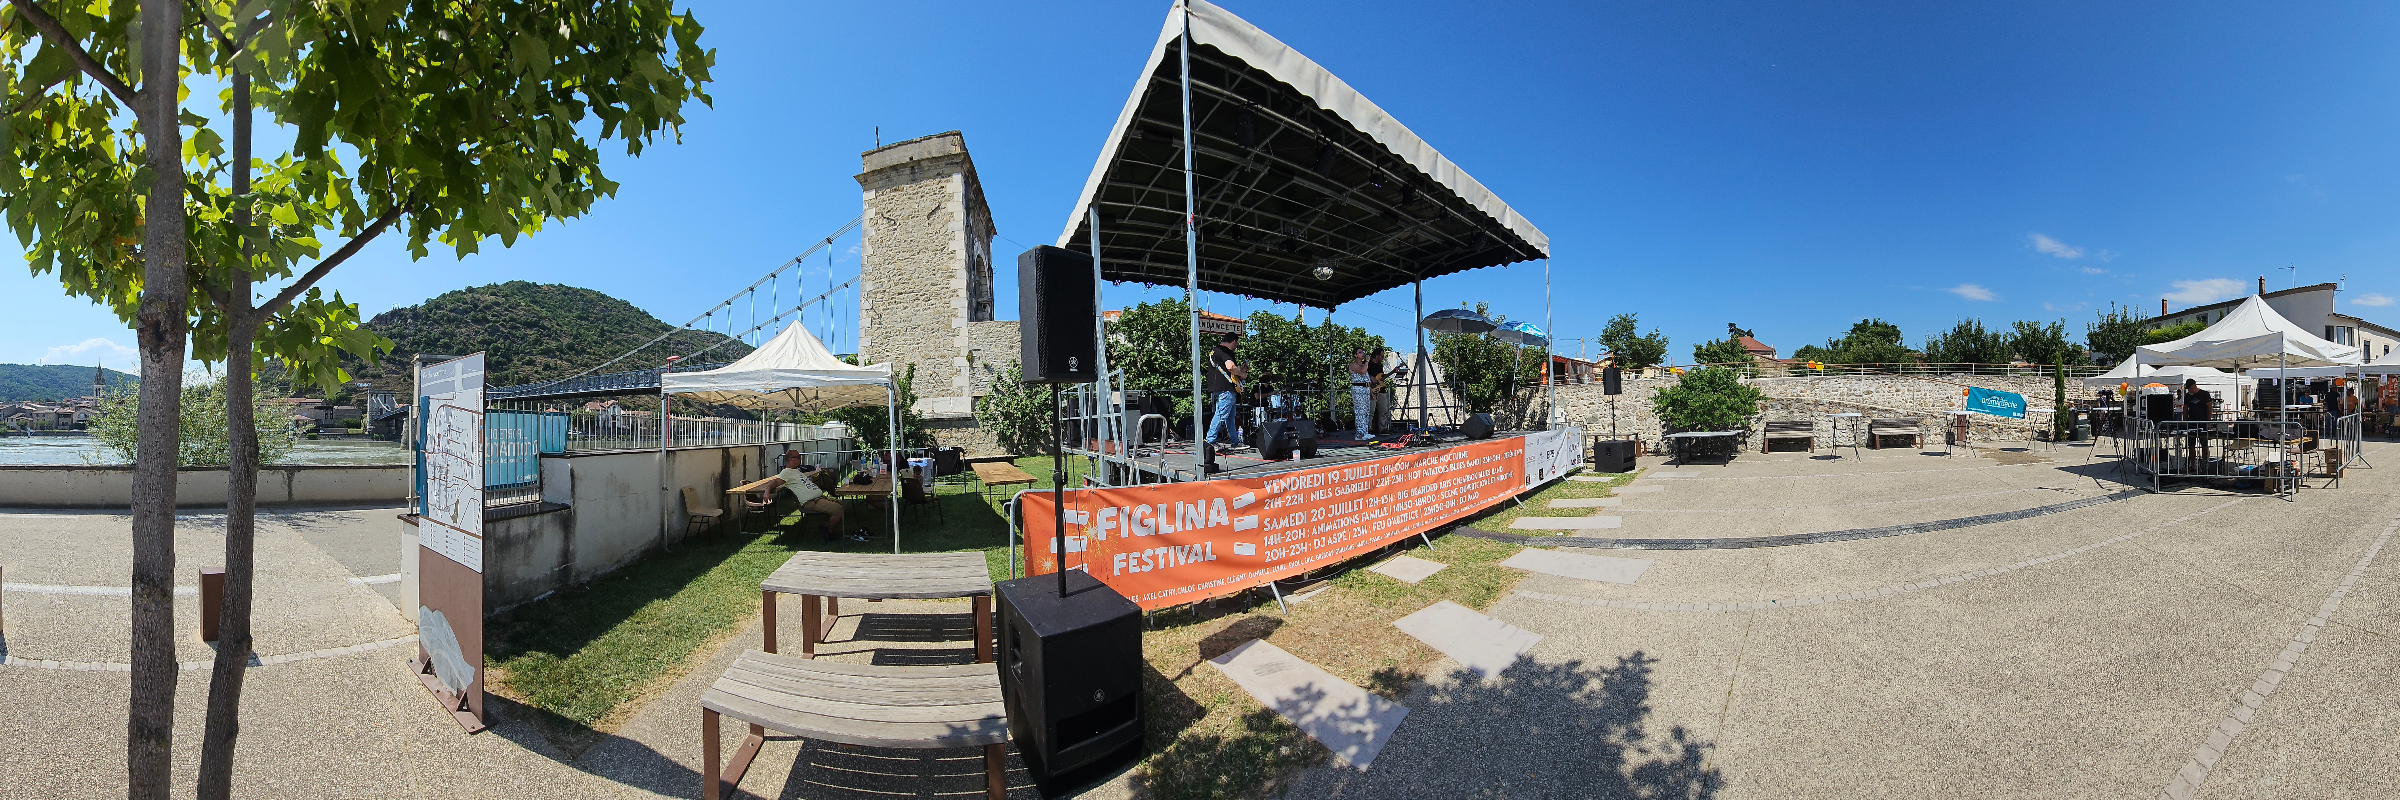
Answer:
661;321;892;412
2136;295;2362;370
1055;0;1549;309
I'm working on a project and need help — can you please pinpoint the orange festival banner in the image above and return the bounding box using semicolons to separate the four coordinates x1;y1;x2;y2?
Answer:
1021;436;1532;610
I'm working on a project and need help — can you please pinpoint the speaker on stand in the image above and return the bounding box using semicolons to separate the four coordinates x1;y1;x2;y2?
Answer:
1018;246;1097;384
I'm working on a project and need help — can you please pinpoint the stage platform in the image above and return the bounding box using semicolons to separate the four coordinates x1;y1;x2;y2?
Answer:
1072;429;1546;484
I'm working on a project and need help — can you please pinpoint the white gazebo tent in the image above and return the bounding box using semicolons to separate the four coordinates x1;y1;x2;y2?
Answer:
661;322;904;551
2081;356;2237;395
2136;295;2362;373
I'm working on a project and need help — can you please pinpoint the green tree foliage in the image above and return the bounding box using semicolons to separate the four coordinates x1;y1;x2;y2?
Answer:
830;363;934;454
1651;367;1765;432
2086;303;2148;362
2142;319;2208;345
1921;318;2010;365
1791;318;1913;365
1691;337;1752;368
973;360;1053;456
91;376;297;467
344;282;753;391
2009;319;2083;366
2053;355;2072;440
1431;303;1547;414
1106;297;1201;420
1598;313;1669;368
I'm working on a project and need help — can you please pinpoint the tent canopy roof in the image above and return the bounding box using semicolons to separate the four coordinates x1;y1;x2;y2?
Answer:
1055;0;1548;309
2135;295;2362;370
660;322;891;412
2080;356;2233;388
2247;346;2400;379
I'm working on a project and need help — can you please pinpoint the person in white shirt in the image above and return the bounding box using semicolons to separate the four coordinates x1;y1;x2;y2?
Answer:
763;450;849;541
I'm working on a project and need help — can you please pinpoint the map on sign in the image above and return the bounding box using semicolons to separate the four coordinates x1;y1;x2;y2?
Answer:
418;354;485;573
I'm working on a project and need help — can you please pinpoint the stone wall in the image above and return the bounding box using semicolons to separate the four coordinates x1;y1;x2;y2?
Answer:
1547;373;2070;452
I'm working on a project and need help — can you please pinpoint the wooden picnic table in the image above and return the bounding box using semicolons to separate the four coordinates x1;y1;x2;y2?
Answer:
969;461;1036;494
759;550;994;662
725;476;782;524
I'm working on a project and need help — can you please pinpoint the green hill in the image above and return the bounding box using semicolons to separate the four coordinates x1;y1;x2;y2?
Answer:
345;282;755;393
0;364;137;402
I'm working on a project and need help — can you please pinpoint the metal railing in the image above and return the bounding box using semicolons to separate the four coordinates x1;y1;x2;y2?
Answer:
2128;417;2304;496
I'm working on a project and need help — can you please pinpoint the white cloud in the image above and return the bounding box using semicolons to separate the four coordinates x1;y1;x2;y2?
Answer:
1948;284;1999;301
2079;266;2109;275
2353;293;2394;307
36;337;138;367
2163;278;2246;306
2029;233;2085;259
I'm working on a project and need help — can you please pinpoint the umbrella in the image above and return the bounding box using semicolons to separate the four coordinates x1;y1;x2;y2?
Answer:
1493;321;1549;348
1420;308;1496;334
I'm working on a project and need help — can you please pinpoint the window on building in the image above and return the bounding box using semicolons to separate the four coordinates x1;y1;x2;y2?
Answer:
2328;326;2356;346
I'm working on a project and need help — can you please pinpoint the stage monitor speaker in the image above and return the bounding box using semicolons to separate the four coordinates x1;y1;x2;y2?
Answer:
1602;366;1623;396
1593;439;1636;472
1120;391;1165;444
1463;413;1495;440
995;571;1144;796
2143;393;2176;421
1018;246;1097;384
1256;419;1319;461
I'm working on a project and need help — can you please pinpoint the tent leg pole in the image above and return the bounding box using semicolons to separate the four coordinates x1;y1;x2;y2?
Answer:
660;387;671;553
889;385;899;553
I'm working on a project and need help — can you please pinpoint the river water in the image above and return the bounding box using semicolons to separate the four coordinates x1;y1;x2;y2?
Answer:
0;436;411;466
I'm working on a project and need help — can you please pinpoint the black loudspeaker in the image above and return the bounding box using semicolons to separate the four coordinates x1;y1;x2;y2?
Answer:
995;571;1144;796
1257;419;1318;461
1593;439;1636;472
2143;393;2176;421
1602;366;1623;396
1120;391;1165;444
1018;246;1097;384
1463;413;1495;440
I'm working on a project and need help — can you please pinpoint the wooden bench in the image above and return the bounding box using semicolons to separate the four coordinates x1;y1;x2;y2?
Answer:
701;651;1009;800
970;461;1037;496
1868;417;1923;449
1761;420;1814;453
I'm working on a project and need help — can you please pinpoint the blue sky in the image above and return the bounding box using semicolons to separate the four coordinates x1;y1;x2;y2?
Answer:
6;0;2399;372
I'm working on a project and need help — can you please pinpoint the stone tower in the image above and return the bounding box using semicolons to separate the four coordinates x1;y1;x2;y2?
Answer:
855;131;1018;451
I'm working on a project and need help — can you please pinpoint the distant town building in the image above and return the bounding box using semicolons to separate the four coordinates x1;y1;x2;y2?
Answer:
2150;279;2397;361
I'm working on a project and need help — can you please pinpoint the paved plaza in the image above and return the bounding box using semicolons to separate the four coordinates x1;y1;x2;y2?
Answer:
3;440;2396;798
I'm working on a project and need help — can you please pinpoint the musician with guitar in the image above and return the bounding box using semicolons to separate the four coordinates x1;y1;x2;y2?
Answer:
1205;332;1246;455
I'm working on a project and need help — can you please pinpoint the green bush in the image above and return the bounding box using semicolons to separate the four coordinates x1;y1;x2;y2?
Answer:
1650;367;1764;432
973;360;1054;456
91;374;300;466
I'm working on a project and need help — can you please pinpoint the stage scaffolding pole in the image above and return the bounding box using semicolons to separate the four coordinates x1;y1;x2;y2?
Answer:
1544;256;1555;429
1181;2;1207;478
1090;205;1114;486
1414;279;1429;429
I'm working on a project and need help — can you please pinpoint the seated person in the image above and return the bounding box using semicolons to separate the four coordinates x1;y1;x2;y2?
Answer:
759;450;853;542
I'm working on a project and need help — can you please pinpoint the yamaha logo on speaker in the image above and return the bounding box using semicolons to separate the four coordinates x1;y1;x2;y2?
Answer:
1070;357;1079;370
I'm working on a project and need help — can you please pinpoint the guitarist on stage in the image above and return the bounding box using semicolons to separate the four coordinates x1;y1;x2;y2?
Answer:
1205;332;1246;455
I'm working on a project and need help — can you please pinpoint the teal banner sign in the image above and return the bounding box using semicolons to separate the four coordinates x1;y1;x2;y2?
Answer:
1966;387;2027;419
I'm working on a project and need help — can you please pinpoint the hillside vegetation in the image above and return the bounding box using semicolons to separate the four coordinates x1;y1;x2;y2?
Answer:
345;281;754;392
0;364;137;402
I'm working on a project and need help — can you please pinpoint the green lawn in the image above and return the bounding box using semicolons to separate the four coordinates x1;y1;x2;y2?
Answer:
482;455;1077;730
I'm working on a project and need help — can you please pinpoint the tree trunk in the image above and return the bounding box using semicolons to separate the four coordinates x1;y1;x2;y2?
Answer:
127;0;189;796
197;66;254;800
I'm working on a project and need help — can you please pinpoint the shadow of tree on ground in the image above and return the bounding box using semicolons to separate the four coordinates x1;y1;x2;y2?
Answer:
1289;651;1723;800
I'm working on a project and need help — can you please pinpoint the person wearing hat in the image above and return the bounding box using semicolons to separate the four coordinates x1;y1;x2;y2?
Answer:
759;449;852;541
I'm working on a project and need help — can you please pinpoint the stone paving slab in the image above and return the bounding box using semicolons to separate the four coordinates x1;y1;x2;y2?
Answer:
1392;600;1541;682
1208;638;1409;768
1367;554;1447;584
1501;550;1651;584
1614;485;1666;493
1548;497;1622;508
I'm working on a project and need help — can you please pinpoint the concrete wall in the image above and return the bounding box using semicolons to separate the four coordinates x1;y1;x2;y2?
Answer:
479;443;783;612
0;464;409;508
1547;373;2067;452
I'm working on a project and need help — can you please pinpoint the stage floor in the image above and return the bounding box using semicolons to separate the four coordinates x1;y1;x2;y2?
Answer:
1082;430;1542;483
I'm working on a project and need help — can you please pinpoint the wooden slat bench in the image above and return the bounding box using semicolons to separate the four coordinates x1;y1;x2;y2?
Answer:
701;650;1011;800
1761;420;1814;453
1868;417;1923;449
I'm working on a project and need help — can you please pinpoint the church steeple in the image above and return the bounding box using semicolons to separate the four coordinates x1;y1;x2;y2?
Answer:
93;362;105;394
